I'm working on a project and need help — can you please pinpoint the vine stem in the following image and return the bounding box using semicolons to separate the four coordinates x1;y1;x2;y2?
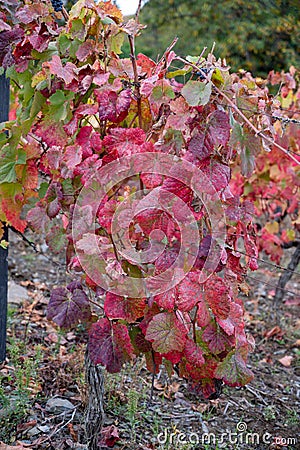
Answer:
62;6;69;21
135;0;142;21
176;56;300;166
128;34;142;129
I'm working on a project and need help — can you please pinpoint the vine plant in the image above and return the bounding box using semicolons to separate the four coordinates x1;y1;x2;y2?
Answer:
0;0;299;403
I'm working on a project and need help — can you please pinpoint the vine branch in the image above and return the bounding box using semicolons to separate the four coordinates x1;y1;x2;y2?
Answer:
128;34;142;129
176;56;300;166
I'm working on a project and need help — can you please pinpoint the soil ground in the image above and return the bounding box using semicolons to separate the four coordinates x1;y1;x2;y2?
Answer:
0;230;299;450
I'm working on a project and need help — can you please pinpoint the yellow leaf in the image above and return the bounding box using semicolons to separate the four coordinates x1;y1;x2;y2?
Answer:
264;222;279;234
31;70;47;88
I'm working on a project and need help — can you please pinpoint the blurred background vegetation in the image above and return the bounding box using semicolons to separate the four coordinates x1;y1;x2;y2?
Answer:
136;0;300;76
65;0;300;77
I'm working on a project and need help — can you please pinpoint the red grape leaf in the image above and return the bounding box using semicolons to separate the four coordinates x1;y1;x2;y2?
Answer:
137;53;156;75
104;292;146;323
16;3;49;23
34;117;67;147
196;297;211;327
205;276;231;319
161;176;193;204
243;226;259;271
47;282;91;328
226;253;246;281
145;312;187;353
97;89;131;123
138;303;161;335
88;318;134;373
76;39;95;62
1;196;27;233
63;144;82;169
217;301;244;335
64;103;98;136
48;55;77;85
28;22;54;52
73;154;102;186
154;286;177;311
187;110;229;162
45;182;63;219
140;172;163;189
145;350;162;374
193;235;212;270
0;27;24;67
197;159;230;193
226;197;254;222
93;71;110;86
184;338;205;367
162;350;182;364
167;97;190;131
177;272;202;312
154;244;179;273
97;198;117;234
16;160;38;190
180;357;217;382
208;110;230;146
103;127;149;158
136;208;175;242
26;204;50;233
215;350;254;387
131;328;152;353
202;322;234;354
188;131;213;162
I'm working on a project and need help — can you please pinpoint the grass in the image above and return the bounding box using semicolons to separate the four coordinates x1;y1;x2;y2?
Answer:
0;309;43;442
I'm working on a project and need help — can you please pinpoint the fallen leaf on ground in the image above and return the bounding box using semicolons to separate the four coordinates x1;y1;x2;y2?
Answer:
278;355;293;367
192;403;210;413
100;425;120;447
292;339;300;347
259;354;273;364
285;297;300;306
153;380;164;390
264;326;284;339
16;420;37;432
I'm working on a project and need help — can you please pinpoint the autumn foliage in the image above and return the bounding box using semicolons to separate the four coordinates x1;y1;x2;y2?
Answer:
0;0;299;399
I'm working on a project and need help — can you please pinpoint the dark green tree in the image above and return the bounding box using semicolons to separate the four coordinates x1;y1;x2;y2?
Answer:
137;0;300;76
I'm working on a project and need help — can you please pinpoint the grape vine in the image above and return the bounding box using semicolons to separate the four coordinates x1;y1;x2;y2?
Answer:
0;0;299;399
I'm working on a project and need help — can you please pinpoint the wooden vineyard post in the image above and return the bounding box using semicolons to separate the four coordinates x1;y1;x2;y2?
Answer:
0;72;10;363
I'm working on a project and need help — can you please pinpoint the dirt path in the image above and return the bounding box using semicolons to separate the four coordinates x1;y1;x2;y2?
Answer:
0;230;299;449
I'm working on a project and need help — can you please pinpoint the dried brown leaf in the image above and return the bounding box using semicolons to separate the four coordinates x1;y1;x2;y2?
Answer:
278;355;293;367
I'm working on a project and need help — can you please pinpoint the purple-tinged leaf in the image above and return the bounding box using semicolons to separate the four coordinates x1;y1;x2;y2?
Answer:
88;319;134;373
47;283;91;328
202;322;234;354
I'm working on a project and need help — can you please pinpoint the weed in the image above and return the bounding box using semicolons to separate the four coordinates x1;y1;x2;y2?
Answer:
126;388;140;442
263;405;277;421
285;408;299;426
0;336;42;441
